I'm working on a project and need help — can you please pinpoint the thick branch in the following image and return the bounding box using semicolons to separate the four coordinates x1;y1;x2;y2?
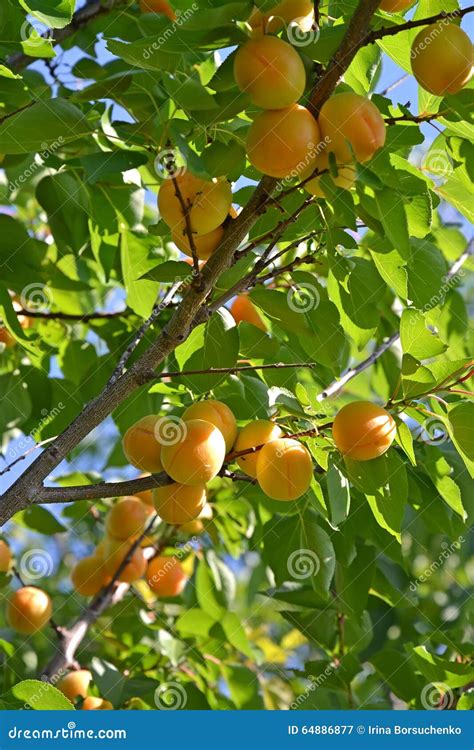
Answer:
35;473;174;505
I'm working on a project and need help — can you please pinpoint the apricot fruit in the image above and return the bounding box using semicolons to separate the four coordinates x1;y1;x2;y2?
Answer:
71;555;110;597
7;586;52;634
247;104;321;179
249;0;313;33
139;0;176;21
379;0;413;10
301;153;356;197
160;418;226;486
411;23;473;96
103;538;147;583
234;36;306;109
105;496;147;541
182;399;237;451
256;438;313;501
82;696;114;710
234;420;284;478
122;415;163;473
230;295;267;331
319;92;386;164
153;482;206;524
147;555;187;597
332;401;396;461
158;173;232;235
0;327;15;347
0;539;12;572
180;503;213;535
58;670;92;702
172;224;224;260
134;485;153;507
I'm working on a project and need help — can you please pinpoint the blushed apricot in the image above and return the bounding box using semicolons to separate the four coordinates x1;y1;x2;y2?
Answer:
411;23;473;96
153;482;206;524
230;295;267;331
58;670;92;702
71;555;110;597
105;496;147;541
234;36;306;109
147;555;187;597
158;173;232;235
332;401;396;461
234;420;284;478
182;399;237;451
256;438;313;500
103;538;147;583
300;153;356;197
7;586;52;634
0;540;12;572
319;92;386;164
379;0;413;10
172;224;224;260
247;104;321;179
161;419;226;486
122;415;163;473
82;696;114;710
249;0;313;33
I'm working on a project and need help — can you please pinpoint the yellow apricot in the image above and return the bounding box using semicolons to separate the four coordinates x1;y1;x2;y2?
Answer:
180;503;213;535
411;23;473;96
234;420;284;478
105;496;147;541
256;438;313;500
94;539;108;560
122;415;163;473
301;153;356;197
82;696;114;710
182;399;237;451
161;418;226;486
153;483;206;524
147;555;187;597
319;92;386;164
134;484;154;507
7;586;52;634
379;0;413;10
230;295;267;331
247;104;321;179
249;0;314;33
158;173;232;235
0;540;12;572
71;556;111;597
103;538;147;583
332;401;396;461
172;224;224;260
234;36;306;109
58;670;92;702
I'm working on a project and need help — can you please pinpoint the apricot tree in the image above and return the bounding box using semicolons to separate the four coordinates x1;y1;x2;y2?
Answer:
0;0;472;713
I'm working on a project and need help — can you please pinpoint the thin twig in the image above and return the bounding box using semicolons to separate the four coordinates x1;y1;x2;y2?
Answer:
171;177;202;289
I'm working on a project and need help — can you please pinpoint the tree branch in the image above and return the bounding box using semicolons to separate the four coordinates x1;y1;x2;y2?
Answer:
370;6;474;43
35;473;174;506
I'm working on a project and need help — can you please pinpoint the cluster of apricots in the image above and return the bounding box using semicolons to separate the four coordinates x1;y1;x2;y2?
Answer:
57;669;113;710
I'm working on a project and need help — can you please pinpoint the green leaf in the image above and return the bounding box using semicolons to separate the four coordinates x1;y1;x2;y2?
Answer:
371;649;423;703
15;505;66;535
223;665;264;710
375;188;410;256
1;680;73;710
141;260;194;282
400;309;446;359
19;0;75;29
326;459;351;526
0;100;91;154
409;645;474;689
448;402;474;478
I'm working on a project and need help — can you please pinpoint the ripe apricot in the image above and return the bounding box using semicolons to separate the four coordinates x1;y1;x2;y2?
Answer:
139;0;176;21
0;540;12;572
153;482;206;524
247;104;321;179
58;670;92;702
234;36;306;109
7;586;52;634
172;224;224;260
122;415;163;473
249;0;313;33
230;295;266;331
71;555;110;597
234;420;284;478
379;0;413;10
301;153;356;197
319;92;386;164
134;485;153;507
256;438;313;500
147;555;187;597
332;401;396;461
180;503;213;535
182;399;237;451
158;173;232;236
103;538;147;583
160;418;226;486
105;496;147;541
0;327;15;347
82;696;114;710
411;23;473;96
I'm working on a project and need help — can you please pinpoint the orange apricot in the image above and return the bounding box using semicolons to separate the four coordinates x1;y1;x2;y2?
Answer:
247;104;321;179
234;420;284;478
230;295;267;331
0;540;12;572
103;538;147;583
319;92;386;164
301;152;356;197
105;496;147;541
160;418;226;486
332;401;396;461
182;399;237;451
180;503;213;535
82;696;114;710
134;485;154;507
158;173;232;235
122;415;163;473
172;224;224;260
379;0;413;10
256;438;313;500
147;555;187;597
0;327;15;347
411;23;473;96
234;36;306;109
153;482;206;524
249;0;314;33
7;586;52;634
71;555;110;597
58;670;92;702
